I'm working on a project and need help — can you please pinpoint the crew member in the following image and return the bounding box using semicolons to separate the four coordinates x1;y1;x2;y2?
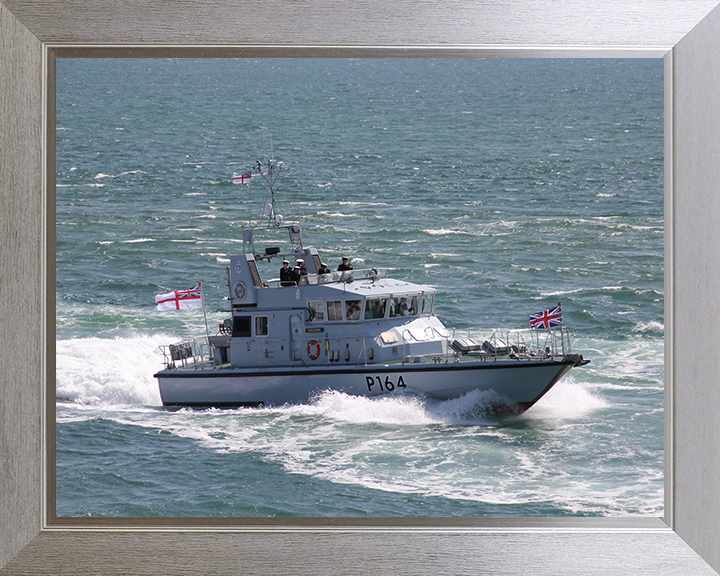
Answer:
280;260;294;286
289;265;302;285
337;257;353;271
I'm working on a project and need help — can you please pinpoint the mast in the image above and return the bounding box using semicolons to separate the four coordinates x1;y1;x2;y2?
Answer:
255;158;285;229
238;151;303;256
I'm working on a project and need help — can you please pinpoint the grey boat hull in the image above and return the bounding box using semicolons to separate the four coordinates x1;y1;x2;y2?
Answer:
155;358;576;412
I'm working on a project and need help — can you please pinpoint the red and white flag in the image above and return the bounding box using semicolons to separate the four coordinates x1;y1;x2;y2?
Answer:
155;285;203;311
231;172;252;185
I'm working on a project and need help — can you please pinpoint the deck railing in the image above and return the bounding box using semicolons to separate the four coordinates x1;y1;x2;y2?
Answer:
454;326;571;360
159;325;573;371
159;337;216;370
263;267;390;288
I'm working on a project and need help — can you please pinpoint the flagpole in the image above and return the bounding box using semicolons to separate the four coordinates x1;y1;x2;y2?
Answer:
199;281;210;338
558;300;565;356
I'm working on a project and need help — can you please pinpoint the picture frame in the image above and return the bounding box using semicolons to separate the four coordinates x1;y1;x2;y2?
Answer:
2;1;719;573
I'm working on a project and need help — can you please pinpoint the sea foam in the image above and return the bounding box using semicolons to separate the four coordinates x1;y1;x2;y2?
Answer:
56;334;169;406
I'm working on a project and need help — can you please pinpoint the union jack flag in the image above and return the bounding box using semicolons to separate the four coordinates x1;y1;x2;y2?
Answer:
155;285;203;311
530;304;562;329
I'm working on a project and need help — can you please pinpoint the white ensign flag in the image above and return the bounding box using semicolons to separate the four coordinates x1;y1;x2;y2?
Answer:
155;285;203;311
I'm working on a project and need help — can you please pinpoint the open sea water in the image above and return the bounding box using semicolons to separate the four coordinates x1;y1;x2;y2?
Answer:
55;58;664;517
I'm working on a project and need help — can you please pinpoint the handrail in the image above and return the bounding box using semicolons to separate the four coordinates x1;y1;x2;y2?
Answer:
159;337;216;370
262;267;391;289
447;325;572;363
160;325;574;371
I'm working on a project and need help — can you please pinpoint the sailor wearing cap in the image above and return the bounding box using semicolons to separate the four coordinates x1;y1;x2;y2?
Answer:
296;258;307;275
317;262;330;275
280;259;293;286
337;257;353;272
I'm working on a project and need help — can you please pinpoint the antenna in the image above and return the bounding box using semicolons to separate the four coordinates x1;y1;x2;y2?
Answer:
254;156;285;228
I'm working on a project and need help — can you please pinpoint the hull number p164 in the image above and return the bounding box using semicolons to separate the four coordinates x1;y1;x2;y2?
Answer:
365;375;408;392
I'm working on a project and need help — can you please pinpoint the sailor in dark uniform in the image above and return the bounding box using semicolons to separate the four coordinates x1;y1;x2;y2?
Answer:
289;265;302;285
296;258;308;275
337;257;353;271
317;262;330;275
280;260;294;286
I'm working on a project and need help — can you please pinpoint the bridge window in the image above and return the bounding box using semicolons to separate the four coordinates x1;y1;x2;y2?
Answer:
389;295;419;318
421;293;435;315
327;300;343;321
364;298;387;320
308;301;325;322
345;300;362;320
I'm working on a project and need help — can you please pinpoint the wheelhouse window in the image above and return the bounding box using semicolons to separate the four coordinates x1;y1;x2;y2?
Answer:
389;295;419;318
232;315;252;338
345;300;362;320
364;297;387;320
308;301;325;322
255;316;269;336
327;300;343;321
421;293;435;315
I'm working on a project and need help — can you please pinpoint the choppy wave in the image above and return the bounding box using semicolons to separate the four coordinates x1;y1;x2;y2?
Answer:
56;377;657;515
632;320;664;333
94;170;147;179
121;238;155;244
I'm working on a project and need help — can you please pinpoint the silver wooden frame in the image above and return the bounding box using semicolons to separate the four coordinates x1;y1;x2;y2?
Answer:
2;1;720;574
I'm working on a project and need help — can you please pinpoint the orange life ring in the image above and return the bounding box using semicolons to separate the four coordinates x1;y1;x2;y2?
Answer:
307;340;321;360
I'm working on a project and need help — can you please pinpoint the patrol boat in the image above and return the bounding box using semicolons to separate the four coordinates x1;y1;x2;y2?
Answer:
154;160;588;412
